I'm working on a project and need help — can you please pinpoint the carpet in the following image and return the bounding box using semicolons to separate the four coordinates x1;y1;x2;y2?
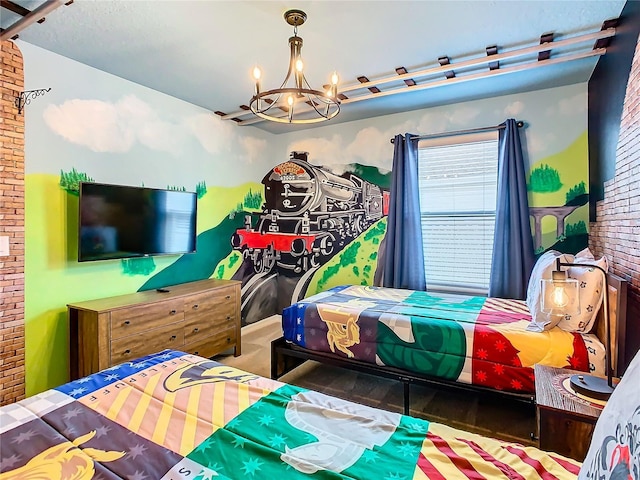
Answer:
217;315;537;446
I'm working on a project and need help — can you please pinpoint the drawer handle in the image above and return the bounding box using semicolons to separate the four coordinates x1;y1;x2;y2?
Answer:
170;335;177;340
124;349;131;355
227;337;231;343
194;351;199;355
193;304;199;310
124;320;131;325
225;295;231;300
226;316;231;321
193;327;199;333
170;309;177;315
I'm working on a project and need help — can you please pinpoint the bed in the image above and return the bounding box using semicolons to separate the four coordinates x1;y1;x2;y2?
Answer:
0;348;592;479
3;348;638;480
273;273;627;410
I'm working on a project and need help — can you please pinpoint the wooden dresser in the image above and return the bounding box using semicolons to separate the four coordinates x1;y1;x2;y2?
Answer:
68;279;241;380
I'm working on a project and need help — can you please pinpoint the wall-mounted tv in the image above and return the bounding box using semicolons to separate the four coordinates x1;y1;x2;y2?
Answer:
78;182;197;262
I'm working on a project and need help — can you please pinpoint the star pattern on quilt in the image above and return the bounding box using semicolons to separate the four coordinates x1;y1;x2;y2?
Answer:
268;433;287;448
257;414;275;426
128;443;147;459
68;387;87;397
398;441;420;458
232;436;246;449
227;417;242;430
13;428;37;444
384;472;407;480
241;457;264;476
509;379;523;391
0;453;22;470
129;469;148;480
472;325;530;391
362;449;379;463
94;425;111;438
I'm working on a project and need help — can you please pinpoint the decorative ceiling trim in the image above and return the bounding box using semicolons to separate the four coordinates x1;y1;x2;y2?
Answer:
217;24;616;126
0;0;71;41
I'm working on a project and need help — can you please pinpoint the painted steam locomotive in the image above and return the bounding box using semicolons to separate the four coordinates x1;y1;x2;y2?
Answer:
231;151;389;275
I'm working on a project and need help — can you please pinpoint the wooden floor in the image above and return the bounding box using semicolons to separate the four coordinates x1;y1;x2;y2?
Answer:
217;315;537;446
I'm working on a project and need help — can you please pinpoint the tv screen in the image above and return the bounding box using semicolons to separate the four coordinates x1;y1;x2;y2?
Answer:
78;182;197;262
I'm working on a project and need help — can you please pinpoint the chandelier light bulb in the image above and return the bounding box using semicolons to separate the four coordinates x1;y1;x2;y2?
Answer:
295;59;304;72
253;66;261;80
331;72;339;85
287;95;294;106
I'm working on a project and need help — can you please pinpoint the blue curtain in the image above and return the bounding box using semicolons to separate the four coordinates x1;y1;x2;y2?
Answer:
382;134;426;290
489;119;535;299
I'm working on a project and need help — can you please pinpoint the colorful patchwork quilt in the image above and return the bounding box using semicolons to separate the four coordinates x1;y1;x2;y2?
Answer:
282;285;606;394
0;350;581;479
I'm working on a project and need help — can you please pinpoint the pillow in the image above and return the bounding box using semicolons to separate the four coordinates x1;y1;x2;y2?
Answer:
578;348;640;480
525;250;575;332
556;249;608;333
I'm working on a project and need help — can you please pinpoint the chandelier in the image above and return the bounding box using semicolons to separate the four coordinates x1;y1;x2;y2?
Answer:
250;9;340;124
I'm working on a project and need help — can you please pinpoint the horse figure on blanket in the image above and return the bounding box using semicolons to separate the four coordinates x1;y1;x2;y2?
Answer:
317;299;375;358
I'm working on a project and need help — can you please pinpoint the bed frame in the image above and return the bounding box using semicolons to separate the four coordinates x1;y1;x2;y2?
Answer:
270;274;628;415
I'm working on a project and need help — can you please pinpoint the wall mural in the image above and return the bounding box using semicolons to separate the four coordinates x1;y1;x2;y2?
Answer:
228;151;390;323
21;36;593;395
526;132;589;255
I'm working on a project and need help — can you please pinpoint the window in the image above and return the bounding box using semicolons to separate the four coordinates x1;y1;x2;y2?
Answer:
418;132;499;294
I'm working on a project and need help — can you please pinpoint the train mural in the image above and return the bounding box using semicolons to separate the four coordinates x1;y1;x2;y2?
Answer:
231;151;390;276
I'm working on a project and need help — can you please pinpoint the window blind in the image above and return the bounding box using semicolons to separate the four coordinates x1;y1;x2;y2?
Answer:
418;136;498;293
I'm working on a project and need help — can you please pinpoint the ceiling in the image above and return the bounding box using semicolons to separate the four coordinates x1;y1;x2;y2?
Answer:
1;0;628;134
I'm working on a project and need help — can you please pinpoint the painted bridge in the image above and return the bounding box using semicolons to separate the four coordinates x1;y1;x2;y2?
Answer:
529;205;580;249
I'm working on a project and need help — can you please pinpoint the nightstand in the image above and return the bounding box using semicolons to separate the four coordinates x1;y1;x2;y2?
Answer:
534;364;605;461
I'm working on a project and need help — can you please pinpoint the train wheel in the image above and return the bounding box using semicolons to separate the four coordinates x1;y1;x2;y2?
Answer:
264;245;276;271
253;251;267;274
353;216;364;236
319;234;335;256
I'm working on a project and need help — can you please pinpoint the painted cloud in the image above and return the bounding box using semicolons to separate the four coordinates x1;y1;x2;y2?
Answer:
42;95;265;167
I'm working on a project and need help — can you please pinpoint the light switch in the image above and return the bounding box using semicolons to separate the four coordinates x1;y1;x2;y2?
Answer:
0;236;9;256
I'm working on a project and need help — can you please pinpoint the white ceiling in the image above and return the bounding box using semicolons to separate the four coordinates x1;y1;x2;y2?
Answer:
2;0;628;134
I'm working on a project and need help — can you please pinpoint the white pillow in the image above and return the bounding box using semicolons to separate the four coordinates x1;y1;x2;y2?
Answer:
578;349;640;480
525;250;575;332
556;249;608;333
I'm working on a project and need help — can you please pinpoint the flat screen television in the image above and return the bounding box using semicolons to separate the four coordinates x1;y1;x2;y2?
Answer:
78;182;197;262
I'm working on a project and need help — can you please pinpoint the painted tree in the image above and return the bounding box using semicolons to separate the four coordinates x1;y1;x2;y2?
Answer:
566;181;586;203
528;164;562;192
59;168;94;195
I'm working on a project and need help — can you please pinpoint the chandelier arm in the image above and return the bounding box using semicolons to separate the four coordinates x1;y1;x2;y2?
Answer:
252;91;285;115
307;95;330;119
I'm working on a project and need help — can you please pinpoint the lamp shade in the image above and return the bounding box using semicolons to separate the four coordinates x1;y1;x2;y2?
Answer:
540;277;580;316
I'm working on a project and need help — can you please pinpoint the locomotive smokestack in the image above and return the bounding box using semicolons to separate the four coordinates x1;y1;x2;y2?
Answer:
290;151;309;162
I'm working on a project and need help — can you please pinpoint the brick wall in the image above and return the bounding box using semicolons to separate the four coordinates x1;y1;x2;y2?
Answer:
590;33;640;369
0;40;25;405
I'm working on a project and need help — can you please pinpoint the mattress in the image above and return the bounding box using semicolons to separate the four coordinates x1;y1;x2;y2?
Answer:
0;349;581;479
282;285;606;394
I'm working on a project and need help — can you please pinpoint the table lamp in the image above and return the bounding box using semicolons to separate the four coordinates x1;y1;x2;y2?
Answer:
541;257;614;400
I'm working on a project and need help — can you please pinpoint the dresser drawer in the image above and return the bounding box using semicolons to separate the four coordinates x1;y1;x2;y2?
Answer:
183;287;237;320
111;299;184;339
110;321;184;364
183;327;236;358
184;313;236;344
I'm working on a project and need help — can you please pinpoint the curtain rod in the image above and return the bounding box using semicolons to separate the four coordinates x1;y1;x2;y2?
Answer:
390;120;524;144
